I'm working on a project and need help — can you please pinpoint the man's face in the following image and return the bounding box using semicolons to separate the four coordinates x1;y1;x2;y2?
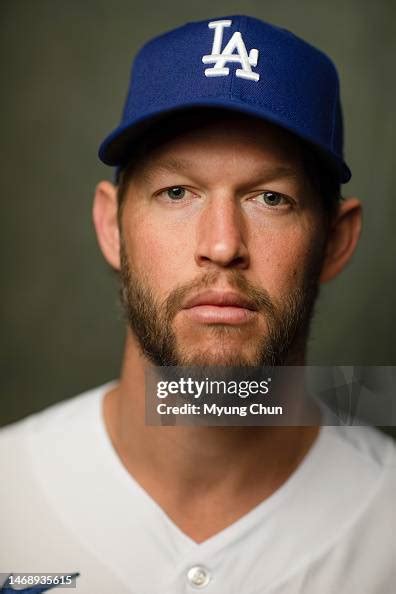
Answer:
118;113;328;366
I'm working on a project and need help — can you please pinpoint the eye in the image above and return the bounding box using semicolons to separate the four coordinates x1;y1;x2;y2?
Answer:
165;186;186;200
155;185;200;207
256;191;289;207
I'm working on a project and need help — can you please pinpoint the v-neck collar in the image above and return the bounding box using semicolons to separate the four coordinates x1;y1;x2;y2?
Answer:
96;381;326;553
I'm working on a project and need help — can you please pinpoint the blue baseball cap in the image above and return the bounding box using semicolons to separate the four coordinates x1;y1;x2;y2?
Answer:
98;15;351;183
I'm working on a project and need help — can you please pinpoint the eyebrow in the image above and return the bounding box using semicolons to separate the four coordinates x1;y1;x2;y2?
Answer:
140;156;300;185
139;157;194;183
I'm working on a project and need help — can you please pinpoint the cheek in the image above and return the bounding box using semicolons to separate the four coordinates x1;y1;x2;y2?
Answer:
251;219;323;294
122;207;194;293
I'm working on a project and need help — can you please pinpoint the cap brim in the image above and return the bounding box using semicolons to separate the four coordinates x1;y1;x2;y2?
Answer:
99;100;351;183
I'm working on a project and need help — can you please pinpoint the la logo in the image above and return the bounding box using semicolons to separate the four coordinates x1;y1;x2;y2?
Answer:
202;19;260;82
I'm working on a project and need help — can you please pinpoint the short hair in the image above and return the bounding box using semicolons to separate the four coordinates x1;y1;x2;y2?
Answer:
116;108;342;228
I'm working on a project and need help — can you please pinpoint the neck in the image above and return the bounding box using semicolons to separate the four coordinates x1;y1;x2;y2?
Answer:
103;329;320;542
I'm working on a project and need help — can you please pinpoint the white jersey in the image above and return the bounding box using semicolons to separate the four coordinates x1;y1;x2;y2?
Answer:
1;381;395;593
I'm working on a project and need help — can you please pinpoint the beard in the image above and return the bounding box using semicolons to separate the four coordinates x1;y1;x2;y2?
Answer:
118;237;324;367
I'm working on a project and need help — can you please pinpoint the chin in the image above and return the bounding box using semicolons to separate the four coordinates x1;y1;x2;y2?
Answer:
172;324;269;367
177;345;263;367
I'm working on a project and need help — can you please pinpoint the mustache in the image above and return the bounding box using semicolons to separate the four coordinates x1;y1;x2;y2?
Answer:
163;270;276;321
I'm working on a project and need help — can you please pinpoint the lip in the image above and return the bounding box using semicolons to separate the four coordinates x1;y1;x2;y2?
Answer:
183;290;257;310
182;290;258;325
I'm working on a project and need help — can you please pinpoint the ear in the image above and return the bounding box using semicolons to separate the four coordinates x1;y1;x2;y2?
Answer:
92;180;121;271
320;198;362;283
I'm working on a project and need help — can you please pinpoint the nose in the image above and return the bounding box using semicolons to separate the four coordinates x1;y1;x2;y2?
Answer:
194;194;249;269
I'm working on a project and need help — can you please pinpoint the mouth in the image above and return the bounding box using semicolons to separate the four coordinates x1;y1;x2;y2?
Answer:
182;290;258;325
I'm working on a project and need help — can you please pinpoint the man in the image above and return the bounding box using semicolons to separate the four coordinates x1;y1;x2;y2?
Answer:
1;14;395;594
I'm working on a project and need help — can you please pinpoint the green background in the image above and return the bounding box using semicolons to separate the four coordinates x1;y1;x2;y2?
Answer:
1;1;395;434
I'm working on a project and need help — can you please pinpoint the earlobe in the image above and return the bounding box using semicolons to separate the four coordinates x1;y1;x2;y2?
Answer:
92;180;121;271
319;198;362;283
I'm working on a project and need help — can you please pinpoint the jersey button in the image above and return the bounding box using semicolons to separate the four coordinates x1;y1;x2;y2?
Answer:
187;565;211;588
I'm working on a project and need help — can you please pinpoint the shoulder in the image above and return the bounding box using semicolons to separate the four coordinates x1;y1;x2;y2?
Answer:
312;426;396;588
317;425;396;550
0;381;117;568
320;424;396;496
0;380;116;481
323;424;396;473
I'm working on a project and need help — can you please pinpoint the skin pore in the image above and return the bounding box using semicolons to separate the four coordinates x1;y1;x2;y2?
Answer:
92;112;362;543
